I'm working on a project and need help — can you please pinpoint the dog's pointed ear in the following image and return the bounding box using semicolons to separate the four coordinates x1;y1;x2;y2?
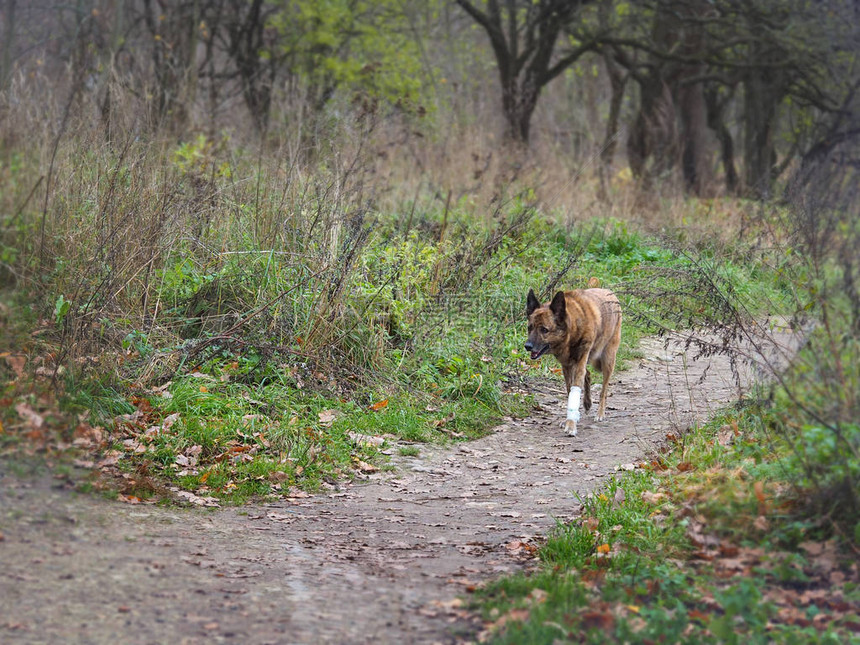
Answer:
526;289;541;317
550;291;567;324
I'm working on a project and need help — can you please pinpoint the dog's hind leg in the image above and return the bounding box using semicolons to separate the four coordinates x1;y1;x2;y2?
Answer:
596;341;618;421
583;371;592;412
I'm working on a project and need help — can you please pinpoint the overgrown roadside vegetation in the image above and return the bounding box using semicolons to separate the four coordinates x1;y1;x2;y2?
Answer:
474;161;860;643
0;129;785;503
2;1;860;641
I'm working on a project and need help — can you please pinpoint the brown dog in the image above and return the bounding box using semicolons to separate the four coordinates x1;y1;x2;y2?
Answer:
525;287;622;436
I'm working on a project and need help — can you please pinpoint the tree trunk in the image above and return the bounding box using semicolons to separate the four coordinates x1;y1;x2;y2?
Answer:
598;51;627;199
678;78;711;196
704;85;739;195
627;69;679;187
674;3;712;197
1;0;17;91
742;69;780;198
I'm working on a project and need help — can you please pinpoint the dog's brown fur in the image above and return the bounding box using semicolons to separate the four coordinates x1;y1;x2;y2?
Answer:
525;287;622;434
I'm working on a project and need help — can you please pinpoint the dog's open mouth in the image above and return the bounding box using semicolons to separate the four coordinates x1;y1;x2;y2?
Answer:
530;346;548;360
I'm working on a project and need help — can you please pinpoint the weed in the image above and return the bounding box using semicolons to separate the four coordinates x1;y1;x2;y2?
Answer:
476;404;860;644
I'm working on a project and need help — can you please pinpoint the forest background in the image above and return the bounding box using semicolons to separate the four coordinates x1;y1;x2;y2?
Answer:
1;1;859;641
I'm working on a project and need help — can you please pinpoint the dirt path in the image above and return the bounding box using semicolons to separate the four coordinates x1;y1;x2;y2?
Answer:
0;331;797;645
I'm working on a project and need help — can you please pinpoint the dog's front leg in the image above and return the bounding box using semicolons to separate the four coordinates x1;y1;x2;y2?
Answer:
563;360;588;437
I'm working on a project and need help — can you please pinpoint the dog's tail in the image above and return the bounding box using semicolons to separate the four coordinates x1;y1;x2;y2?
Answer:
587;276;601;288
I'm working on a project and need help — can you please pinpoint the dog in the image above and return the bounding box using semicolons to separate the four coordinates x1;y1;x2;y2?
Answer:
525;286;622;436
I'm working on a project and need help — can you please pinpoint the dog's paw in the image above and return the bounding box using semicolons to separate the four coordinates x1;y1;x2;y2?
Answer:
565;419;578;436
595;413;605;422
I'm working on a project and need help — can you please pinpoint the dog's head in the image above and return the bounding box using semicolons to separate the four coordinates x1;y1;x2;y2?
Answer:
525;289;567;360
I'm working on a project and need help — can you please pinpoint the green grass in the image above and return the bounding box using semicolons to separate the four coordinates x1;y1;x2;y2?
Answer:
474;405;860;644
8;202;790;503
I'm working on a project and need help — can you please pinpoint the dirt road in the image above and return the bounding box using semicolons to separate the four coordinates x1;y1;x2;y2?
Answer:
0;331;794;644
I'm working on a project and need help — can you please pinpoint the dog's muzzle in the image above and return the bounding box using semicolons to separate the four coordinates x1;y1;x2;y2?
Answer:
524;342;548;360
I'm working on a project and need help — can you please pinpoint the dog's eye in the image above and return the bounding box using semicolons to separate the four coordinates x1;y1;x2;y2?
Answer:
540;326;548;334
527;325;533;332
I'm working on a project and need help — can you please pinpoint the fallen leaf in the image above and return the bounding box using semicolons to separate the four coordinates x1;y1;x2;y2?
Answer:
14;403;44;428
174;491;220;507
613;487;626;507
798;541;825;556
347;431;384;448
717;426;733;446
491;608;530;630
4;354;26;379
753;515;769;531
641;491;665;505
596;543;611;554
581;610;614;630
355;459;377;473
677;462;694;472
528;588;548;604
368;399;389;411
753;481;768;514
161;412;180;431
73;422;103;447
718;542;740;557
318;409;337;426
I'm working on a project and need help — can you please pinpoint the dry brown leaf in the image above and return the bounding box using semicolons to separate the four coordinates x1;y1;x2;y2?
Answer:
14;403;44;428
175;491;220;507
641;491;665;505
528;588;548;604
368;398;389;411
4;354;26;379
581;609;614;631
355;460;378;473
491;608;530;630
73;422;103;447
318;409;337;426
798;541;824;556
753;480;768;515
347;432;384;448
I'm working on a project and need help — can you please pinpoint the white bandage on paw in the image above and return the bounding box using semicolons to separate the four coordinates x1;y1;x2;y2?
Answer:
567;386;581;424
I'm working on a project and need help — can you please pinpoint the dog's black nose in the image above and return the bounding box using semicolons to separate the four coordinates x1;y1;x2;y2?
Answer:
524;341;533;351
